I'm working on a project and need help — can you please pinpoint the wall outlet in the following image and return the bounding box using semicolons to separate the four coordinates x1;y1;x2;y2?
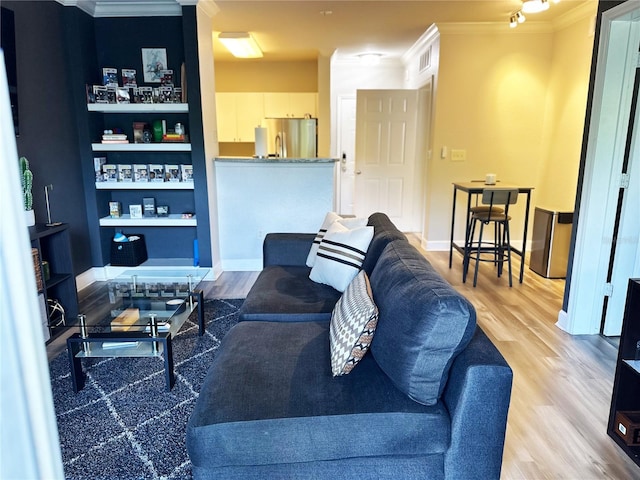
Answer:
451;149;466;162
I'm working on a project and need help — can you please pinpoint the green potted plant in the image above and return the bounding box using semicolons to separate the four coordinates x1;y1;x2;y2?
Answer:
20;156;35;226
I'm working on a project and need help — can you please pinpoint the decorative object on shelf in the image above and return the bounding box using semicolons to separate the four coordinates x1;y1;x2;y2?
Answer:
613;411;640;445
31;248;44;291
44;184;62;227
129;204;143;219
149;163;164;182
121;68;137;87
133;122;146;143
157;205;169;217
47;298;66;328
181;164;193;182
103;164;117;182
102;67;118;86
165;164;180;182
118;164;133;182
94;156;106;182
141;48;167;83
133;164;149;182
19;156;35;226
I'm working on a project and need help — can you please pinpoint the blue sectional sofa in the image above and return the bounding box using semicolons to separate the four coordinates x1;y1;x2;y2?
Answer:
187;213;513;479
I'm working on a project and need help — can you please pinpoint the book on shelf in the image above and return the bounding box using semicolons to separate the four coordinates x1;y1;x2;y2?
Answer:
143;197;156;217
101;139;130;144
162;133;185;142
109;201;121;217
102;133;127;140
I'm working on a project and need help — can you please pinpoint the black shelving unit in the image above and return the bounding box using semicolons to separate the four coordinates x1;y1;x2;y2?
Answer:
29;223;78;341
607;278;640;467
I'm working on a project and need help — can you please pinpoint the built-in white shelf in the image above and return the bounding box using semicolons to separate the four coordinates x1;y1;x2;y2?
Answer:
87;103;189;113
92;143;191;152
96;182;194;190
99;214;196;227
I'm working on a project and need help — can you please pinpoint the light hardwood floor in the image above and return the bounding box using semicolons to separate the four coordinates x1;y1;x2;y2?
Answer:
60;244;639;479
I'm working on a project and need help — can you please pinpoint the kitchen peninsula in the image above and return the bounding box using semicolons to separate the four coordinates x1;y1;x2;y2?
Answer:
214;157;338;270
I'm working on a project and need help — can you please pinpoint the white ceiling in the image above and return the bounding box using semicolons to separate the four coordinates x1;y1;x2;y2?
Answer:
63;0;596;63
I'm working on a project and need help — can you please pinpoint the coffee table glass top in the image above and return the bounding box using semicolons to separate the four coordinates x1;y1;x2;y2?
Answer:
70;268;208;357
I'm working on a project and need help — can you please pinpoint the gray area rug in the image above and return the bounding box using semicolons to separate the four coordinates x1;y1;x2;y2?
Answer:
49;298;242;480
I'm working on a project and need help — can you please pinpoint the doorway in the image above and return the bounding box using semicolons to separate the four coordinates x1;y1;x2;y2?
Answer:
560;2;640;336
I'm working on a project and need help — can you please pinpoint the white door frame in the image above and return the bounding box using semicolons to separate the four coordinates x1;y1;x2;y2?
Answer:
336;94;357;215
559;2;640;335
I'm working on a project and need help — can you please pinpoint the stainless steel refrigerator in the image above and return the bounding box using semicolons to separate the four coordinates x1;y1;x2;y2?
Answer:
264;118;317;158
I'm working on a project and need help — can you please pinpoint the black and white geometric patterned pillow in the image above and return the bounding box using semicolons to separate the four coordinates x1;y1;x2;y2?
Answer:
330;270;379;376
309;222;374;292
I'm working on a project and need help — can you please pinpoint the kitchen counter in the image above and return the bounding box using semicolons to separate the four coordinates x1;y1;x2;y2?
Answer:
214;157;337;270
215;156;338;163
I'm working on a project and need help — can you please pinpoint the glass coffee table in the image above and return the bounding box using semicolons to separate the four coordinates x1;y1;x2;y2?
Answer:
66;268;209;392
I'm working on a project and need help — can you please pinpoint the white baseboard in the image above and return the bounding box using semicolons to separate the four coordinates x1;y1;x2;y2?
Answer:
76;260;218;291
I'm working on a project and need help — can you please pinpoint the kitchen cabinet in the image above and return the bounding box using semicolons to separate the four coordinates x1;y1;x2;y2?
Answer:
216;92;264;142
607;278;640;467
263;92;317;118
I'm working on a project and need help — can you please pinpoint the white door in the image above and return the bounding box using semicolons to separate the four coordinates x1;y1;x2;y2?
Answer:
602;85;640;335
354;89;419;231
337;95;356;215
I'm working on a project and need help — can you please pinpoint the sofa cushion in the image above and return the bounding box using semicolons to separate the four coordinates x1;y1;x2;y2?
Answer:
330;270;378;376
239;265;341;321
306;212;368;267
362;212;408;275
370;241;477;405
187;321;450;469
309;222;374;292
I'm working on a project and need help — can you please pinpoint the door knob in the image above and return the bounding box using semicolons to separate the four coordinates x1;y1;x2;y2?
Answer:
356;170;362;175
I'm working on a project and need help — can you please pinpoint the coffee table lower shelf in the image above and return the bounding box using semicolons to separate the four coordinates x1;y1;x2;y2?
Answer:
67;332;174;392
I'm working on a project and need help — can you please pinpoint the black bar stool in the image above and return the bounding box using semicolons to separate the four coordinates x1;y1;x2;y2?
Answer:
463;188;519;287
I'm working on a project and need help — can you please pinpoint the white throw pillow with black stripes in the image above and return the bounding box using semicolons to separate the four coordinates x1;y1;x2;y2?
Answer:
330;270;379;376
306;212;368;267
309;221;374;292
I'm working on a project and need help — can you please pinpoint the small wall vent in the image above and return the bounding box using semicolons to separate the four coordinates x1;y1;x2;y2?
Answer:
419;47;431;72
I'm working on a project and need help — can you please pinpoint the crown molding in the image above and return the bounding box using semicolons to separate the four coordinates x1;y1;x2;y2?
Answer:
552;0;598;31
402;24;439;65
56;0;192;17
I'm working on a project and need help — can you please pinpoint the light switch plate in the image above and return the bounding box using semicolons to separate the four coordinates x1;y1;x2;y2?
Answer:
451;149;466;162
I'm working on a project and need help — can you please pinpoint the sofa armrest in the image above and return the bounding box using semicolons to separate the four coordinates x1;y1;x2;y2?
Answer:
263;233;316;267
442;326;513;480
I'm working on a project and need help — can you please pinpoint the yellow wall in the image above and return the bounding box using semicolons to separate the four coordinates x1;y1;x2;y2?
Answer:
536;15;595;212
214;60;318;92
426;16;595;247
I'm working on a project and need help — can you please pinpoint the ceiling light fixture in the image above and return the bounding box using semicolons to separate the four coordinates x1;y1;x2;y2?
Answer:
218;32;263;58
521;0;550;14
358;53;383;66
509;14;518;28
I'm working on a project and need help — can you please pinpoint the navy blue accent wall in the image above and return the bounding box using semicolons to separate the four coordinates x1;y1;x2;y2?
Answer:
182;6;212;267
4;1;93;275
5;2;211;271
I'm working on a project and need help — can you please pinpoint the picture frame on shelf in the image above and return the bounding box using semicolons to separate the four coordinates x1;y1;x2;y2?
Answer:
129;204;143;219
141;48;167;83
